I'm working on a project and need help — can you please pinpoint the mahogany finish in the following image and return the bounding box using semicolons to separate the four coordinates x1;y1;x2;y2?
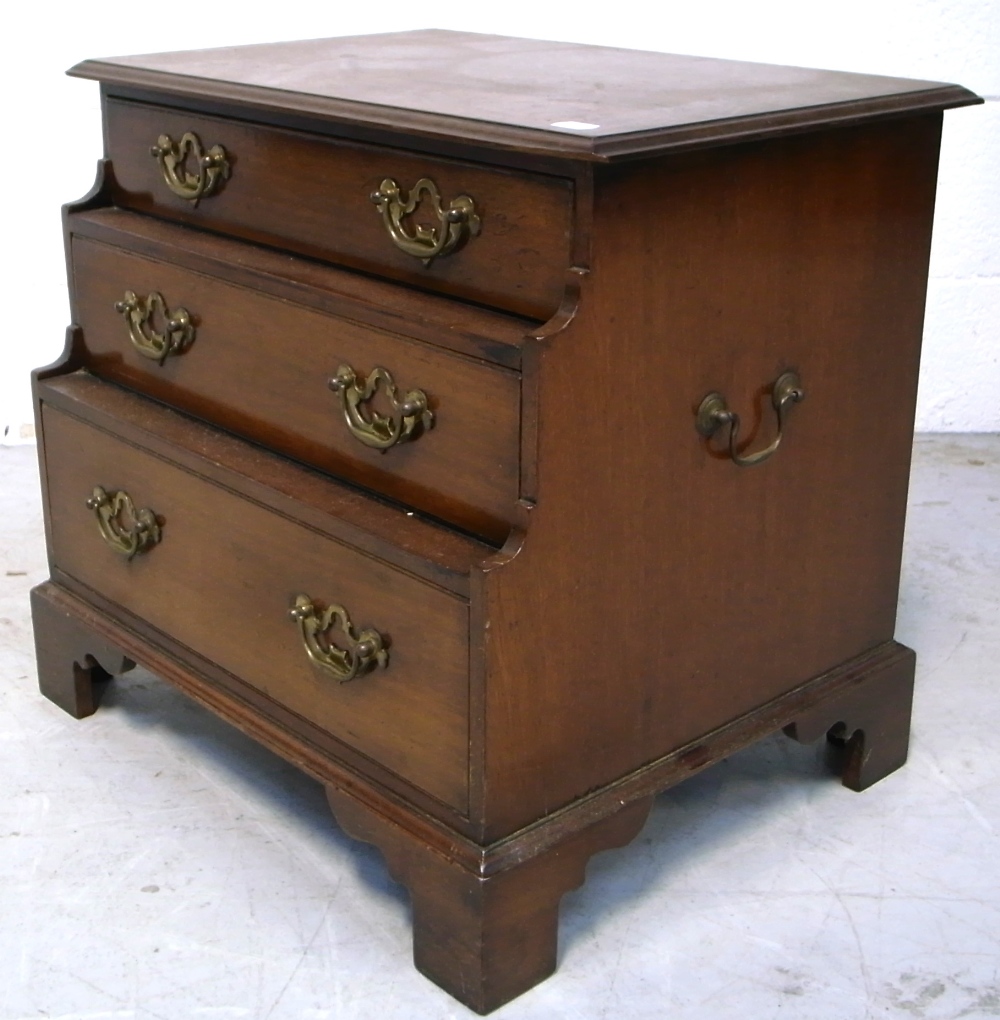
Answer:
784;645;916;793
104;97;574;319
325;785;656;1013
41;366;492;591
31;584;135;718
71;30;978;160
41;398;471;809
479;114;946;835
68;207;533;369
32;32;980;1013
70;231;521;541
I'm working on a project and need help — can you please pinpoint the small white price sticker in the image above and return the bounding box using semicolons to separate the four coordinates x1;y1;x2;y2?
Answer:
550;120;601;130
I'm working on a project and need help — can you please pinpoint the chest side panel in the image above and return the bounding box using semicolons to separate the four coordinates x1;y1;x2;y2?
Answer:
481;115;943;836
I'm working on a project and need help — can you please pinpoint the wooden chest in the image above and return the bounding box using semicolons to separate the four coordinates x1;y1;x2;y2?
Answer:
31;31;980;1012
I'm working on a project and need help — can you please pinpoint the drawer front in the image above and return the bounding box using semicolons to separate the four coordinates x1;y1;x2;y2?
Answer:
72;236;521;543
42;404;470;810
105;97;574;320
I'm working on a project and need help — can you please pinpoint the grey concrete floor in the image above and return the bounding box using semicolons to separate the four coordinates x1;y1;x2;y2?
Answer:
1;436;998;1020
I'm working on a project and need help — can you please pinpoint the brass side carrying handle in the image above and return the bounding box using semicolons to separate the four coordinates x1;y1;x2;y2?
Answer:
86;486;161;560
370;177;480;266
114;291;196;364
696;371;805;467
289;595;388;683
150;131;230;204
328;364;433;451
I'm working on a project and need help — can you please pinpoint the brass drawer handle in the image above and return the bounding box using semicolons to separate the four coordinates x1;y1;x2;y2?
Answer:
85;486;161;560
328;364;433;451
289;595;388;683
696;371;805;467
370;177;480;266
114;291;196;364
150;131;230;204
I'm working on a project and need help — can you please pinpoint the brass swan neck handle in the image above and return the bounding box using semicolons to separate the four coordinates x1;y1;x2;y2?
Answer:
696;371;804;467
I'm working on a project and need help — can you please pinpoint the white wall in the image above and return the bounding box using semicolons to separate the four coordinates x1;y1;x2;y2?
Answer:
1;0;996;441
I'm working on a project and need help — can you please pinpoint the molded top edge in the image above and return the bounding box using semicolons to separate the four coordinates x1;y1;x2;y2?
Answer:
68;29;982;161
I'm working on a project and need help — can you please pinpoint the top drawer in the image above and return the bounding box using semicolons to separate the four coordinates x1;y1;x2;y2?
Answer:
104;97;575;320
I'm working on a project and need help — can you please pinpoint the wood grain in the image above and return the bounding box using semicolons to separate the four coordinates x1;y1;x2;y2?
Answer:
38;31;978;1010
479;115;944;837
71;234;521;543
40;371;491;592
784;643;916;792
41;400;471;810
104;97;574;319
33;573;920;859
69;207;533;369
31;583;135;717
70;31;980;161
31;574;919;1012
326;783;654;1014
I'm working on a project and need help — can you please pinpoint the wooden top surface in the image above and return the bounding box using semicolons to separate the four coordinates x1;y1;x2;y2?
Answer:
70;30;981;160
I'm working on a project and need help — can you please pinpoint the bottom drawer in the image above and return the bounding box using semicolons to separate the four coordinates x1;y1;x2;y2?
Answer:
40;398;470;811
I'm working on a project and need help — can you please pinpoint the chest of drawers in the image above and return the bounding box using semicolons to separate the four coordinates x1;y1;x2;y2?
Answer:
31;31;979;1012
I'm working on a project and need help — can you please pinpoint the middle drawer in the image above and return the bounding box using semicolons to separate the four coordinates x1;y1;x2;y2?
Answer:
71;234;520;542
